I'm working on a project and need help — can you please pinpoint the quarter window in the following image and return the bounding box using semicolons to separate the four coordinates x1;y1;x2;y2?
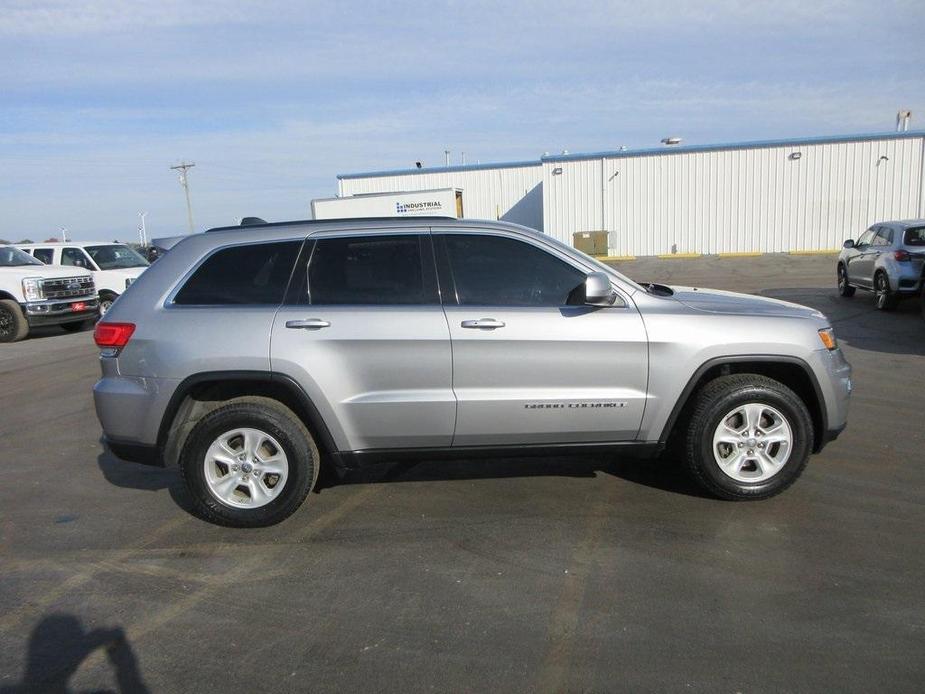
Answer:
440;234;586;306
303;234;438;305
174;241;301;305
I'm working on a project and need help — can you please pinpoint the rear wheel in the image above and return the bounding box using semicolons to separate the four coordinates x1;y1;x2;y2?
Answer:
683;374;813;500
874;272;898;311
0;299;28;343
180;399;319;527
837;263;855;297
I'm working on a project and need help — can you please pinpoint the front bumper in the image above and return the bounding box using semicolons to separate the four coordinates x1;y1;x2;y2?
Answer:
24;297;99;326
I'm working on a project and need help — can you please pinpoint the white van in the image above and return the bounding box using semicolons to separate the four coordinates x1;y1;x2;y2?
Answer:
18;242;149;315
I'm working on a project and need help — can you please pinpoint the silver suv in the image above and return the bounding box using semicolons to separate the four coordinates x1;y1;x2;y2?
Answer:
93;218;852;527
837;220;925;310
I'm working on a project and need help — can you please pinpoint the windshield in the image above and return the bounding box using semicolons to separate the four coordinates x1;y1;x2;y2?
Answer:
903;227;925;246
0;246;43;267
85;244;149;270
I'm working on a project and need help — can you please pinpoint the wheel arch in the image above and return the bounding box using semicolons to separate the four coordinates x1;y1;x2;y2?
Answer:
157;370;338;467
0;290;19;302
659;355;827;453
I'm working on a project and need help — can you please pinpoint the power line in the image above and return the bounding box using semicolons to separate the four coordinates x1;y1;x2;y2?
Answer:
170;161;196;233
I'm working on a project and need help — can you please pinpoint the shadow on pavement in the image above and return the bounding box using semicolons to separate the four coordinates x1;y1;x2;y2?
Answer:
0;614;149;694
96;448;196;514
760;286;925;357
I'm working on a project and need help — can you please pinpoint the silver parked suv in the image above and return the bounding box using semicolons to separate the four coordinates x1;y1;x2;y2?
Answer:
837;220;925;310
93;218;852;526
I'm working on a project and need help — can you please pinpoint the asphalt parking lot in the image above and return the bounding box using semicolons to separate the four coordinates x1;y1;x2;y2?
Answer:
1;254;923;693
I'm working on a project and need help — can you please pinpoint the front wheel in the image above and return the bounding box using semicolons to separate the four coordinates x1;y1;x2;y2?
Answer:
683;374;813;500
0;299;28;343
180;398;319;527
98;292;117;317
837;264;855;297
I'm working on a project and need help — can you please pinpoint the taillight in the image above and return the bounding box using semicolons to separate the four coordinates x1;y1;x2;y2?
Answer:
94;322;135;351
894;250;911;262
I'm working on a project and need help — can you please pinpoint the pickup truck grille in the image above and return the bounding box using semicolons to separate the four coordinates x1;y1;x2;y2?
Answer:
42;276;95;300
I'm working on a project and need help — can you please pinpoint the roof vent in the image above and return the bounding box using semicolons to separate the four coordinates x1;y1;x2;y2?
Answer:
239;217;267;226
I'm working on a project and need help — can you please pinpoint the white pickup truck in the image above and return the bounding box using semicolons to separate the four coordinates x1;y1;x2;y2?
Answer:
0;245;99;342
18;241;149;316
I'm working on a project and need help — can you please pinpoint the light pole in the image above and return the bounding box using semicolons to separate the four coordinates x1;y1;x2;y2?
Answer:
170;161;196;233
138;211;148;246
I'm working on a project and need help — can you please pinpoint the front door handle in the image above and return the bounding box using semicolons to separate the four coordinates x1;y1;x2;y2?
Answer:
286;318;330;330
461;318;506;329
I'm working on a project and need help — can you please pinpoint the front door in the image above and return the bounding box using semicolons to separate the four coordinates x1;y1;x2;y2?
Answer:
434;230;648;447
271;231;455;452
846;227;878;288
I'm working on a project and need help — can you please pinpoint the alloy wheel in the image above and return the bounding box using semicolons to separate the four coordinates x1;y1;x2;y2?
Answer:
203;427;289;509
712;402;793;483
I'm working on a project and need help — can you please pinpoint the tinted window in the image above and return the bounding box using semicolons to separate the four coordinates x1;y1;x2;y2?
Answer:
86;244;149;269
903;227;925;246
62;247;91;268
174;241;301;305
306;235;437;305
442;234;586;306
32;248;54;264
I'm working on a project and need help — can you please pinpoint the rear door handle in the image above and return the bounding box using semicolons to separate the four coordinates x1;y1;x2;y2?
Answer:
461;318;506;329
285;318;330;330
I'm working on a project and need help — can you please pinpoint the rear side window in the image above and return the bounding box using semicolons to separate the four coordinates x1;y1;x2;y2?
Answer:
440;234;586;306
174;241;301;305
32;248;54;264
904;227;925;246
303;234;438;305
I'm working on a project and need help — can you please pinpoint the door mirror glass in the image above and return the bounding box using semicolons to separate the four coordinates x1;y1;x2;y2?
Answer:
843;239;855;248
584;271;616;306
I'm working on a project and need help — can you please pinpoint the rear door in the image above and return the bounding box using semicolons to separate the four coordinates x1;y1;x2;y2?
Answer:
271;230;454;452
435;229;648;447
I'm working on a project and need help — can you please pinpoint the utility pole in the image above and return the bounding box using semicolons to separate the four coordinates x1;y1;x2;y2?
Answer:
138;211;148;246
60;226;69;242
170;161;196;233
444;149;450;167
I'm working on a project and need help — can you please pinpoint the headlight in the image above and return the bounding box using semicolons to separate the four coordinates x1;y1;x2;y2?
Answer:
22;277;43;301
818;327;837;350
125;277;135;289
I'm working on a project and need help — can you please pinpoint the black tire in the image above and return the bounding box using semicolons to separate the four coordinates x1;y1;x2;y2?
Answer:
874;271;898;311
60;320;92;333
98;291;118;318
837;263;855;297
682;374;813;500
180;398;319;527
0;299;29;343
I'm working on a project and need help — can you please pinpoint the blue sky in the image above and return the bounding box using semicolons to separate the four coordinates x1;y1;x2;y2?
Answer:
1;0;923;242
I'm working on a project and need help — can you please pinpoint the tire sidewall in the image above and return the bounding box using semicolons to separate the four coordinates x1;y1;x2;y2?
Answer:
694;384;811;498
0;300;28;343
181;404;315;527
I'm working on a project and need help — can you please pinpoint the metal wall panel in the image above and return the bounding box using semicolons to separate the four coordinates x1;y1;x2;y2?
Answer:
338;164;544;231
545;136;925;255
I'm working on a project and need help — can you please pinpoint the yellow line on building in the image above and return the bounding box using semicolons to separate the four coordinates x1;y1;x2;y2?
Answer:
656;252;701;259
594;255;636;261
788;249;839;255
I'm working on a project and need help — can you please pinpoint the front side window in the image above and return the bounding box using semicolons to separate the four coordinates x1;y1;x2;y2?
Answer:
304;234;438;305
856;229;876;247
440;233;585;307
62;247;92;269
32;248;54;264
174;241;301;305
86;244;149;270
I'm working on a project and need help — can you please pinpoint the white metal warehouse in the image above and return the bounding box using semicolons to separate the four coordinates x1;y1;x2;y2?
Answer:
336;130;925;257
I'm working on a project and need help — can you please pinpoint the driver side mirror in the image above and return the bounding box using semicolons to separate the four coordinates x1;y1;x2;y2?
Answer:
584;271;616;306
843;239;855;249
